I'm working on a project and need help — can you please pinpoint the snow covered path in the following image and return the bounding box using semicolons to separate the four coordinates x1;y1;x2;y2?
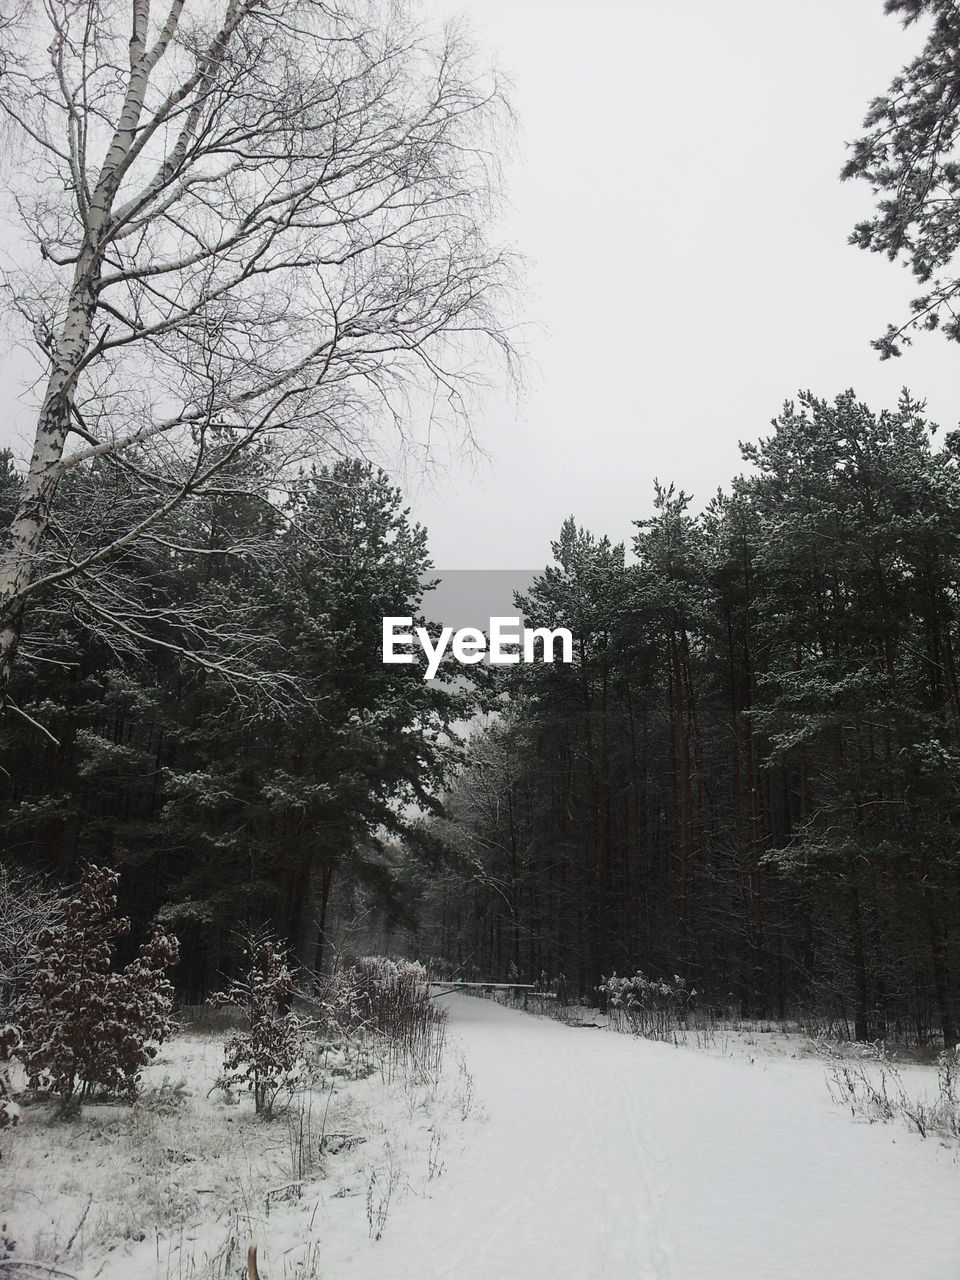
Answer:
336;993;960;1280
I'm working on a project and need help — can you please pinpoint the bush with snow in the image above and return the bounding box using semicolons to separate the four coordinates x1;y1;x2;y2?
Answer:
326;957;446;1081
209;936;311;1118
825;1039;960;1142
0;1024;21;1130
328;957;431;1028
16;864;179;1116
600;970;696;1042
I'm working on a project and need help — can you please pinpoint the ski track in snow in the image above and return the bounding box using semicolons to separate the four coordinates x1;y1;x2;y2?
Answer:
328;993;960;1280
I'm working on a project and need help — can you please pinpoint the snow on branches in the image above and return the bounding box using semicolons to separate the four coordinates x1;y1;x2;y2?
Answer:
0;864;60;1018
209;936;311;1119
600;971;697;1042
0;1025;21;1130
16;864;179;1116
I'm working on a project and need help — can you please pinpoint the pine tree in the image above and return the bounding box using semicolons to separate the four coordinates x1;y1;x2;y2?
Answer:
842;0;960;355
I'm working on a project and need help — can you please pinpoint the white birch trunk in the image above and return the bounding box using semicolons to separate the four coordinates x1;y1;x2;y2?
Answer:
0;0;513;706
0;0;153;700
0;272;100;697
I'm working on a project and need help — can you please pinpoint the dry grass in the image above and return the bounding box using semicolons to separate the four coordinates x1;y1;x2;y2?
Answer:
0;992;474;1280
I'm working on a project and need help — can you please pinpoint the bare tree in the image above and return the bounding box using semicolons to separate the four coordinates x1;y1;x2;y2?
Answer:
0;863;60;1016
0;0;515;706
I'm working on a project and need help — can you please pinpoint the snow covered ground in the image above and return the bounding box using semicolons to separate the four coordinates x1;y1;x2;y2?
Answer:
331;994;960;1280
3;993;959;1280
0;1026;471;1280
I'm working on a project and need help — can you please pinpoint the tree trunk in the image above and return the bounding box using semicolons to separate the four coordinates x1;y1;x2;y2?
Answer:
0;256;102;706
0;0;168;706
314;862;335;983
922;881;957;1049
845;852;870;1042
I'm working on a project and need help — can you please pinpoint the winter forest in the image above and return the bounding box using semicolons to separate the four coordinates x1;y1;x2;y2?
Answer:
2;2;960;1279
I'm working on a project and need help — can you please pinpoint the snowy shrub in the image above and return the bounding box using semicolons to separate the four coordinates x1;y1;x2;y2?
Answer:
136;1075;190;1114
0;864;60;1018
824;1041;900;1125
0;1024;21;1129
329;957;424;1029
17;864;180;1116
210;936;311;1118
933;1046;960;1140
824;1040;960;1142
936;1044;960;1102
326;956;445;1082
365;1142;401;1240
329;956;434;1033
600;970;696;1042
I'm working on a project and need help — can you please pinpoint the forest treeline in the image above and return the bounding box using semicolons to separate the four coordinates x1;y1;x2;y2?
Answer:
4;388;960;1048
5;0;960;1059
412;391;960;1048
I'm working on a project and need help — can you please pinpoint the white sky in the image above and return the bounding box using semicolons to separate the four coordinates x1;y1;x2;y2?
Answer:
0;2;953;572
403;0;955;568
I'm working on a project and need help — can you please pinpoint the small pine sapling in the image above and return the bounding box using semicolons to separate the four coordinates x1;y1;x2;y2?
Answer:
210;936;311;1118
17;865;179;1116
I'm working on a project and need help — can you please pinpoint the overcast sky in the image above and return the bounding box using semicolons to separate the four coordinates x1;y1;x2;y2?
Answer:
0;2;953;574
401;0;955;569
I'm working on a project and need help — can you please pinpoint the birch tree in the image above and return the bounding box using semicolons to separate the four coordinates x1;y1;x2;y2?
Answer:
0;0;514;706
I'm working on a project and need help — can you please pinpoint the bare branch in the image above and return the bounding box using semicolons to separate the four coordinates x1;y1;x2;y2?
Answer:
0;0;518;705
